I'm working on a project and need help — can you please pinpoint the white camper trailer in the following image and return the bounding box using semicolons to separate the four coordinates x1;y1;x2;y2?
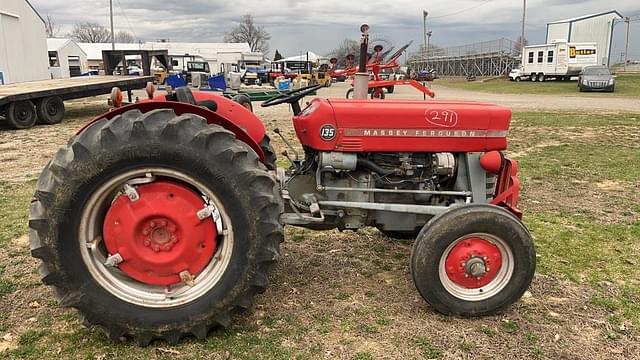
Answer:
521;41;598;81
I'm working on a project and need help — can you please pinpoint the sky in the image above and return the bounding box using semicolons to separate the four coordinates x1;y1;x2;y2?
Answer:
30;0;640;61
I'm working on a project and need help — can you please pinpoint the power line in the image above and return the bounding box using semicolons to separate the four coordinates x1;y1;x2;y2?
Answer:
115;0;138;40
429;0;493;20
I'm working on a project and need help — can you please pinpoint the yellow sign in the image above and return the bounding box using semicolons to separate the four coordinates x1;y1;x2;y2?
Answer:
569;47;596;58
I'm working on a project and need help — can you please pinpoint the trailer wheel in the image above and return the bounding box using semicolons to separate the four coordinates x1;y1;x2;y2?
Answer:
538;74;545;82
411;204;535;316
530;74;536;82
30;109;284;345
7;100;37;129
36;96;65;125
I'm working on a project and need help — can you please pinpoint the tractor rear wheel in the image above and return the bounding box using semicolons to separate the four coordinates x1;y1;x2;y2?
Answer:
29;108;284;345
410;204;535;316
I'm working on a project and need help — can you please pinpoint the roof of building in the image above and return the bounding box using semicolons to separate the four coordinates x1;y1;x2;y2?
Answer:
47;38;87;55
276;52;327;63
548;10;623;25
24;0;45;24
141;42;251;60
78;43;142;60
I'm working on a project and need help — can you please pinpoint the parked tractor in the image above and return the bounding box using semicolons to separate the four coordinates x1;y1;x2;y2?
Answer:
29;25;535;345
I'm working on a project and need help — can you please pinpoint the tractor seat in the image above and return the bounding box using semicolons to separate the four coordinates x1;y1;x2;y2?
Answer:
173;86;218;112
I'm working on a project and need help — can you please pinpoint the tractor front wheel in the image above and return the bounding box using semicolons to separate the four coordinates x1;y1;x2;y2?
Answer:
29;109;284;344
410;204;535;316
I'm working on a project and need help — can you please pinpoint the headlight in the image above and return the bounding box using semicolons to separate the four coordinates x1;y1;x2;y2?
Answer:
608;79;614;85
583;79;589;85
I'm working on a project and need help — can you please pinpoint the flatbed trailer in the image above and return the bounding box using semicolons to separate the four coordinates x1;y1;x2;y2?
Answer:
0;75;153;129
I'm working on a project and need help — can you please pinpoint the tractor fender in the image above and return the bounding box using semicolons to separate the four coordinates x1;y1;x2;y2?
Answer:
77;100;266;161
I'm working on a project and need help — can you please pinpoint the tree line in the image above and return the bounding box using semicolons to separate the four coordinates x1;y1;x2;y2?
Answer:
45;15;136;43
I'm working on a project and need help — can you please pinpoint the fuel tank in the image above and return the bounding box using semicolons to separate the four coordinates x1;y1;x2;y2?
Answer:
293;98;511;152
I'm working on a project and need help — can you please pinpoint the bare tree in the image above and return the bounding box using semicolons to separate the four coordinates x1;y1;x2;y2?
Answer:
45;15;61;38
513;36;528;57
224;15;270;53
69;22;111;43
115;31;135;43
327;39;361;67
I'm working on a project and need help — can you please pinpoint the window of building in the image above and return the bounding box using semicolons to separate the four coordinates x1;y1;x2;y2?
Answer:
547;50;554;63
537;51;544;63
48;51;60;67
528;52;534;64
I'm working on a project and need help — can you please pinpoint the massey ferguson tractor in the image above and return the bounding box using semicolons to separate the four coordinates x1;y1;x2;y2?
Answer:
29;25;535;345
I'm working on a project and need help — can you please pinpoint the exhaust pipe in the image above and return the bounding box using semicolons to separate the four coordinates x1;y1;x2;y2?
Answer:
353;24;370;100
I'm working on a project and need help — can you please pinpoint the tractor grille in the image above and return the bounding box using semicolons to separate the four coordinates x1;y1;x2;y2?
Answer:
341;139;363;151
588;81;607;88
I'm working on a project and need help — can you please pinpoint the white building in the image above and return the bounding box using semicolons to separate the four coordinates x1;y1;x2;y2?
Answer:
78;42;142;70
47;38;88;78
0;0;49;84
142;42;254;74
546;10;623;66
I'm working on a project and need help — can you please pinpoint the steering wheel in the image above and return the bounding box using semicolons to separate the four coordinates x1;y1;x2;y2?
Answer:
262;84;323;107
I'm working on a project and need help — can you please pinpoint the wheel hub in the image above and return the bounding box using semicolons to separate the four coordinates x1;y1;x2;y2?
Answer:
444;237;502;289
143;218;179;252
103;180;218;286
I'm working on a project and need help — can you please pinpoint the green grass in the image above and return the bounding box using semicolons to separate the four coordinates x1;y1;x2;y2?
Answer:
0;181;34;246
414;336;442;358
517;144;640;183
0;266;16;298
438;74;640;97
512;112;640;128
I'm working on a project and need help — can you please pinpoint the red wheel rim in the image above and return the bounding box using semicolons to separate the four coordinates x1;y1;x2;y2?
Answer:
444;237;503;289
103;180;217;285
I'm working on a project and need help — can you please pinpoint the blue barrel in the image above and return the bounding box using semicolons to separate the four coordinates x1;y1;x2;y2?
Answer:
208;75;226;91
166;74;187;89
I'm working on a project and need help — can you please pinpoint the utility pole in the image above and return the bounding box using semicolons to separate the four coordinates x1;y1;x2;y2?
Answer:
521;0;527;53
423;10;428;69
624;16;630;72
109;0;115;50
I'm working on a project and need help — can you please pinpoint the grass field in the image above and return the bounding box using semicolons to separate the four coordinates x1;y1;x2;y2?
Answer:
1;108;639;359
438;74;640;97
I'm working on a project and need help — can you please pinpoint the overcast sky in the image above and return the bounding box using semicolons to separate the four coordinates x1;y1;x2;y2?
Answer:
30;0;640;60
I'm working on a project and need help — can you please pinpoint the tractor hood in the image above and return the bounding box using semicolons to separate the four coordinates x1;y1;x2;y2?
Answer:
293;98;511;153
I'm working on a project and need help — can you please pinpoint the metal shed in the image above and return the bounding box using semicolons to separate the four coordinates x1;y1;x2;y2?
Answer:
47;38;88;79
546;10;623;66
0;0;50;84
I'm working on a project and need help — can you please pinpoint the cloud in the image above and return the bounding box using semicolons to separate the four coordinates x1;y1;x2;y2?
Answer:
30;0;640;58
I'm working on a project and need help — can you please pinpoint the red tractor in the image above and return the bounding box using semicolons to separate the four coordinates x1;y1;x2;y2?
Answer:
29;25;535;345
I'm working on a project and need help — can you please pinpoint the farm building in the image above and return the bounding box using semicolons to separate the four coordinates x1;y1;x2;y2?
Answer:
0;0;50;84
142;42;255;74
546;10;623;66
78;43;142;70
47;38;88;78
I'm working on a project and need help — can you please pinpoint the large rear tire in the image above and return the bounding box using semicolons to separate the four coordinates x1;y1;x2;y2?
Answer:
411;204;535;316
29;108;284;345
